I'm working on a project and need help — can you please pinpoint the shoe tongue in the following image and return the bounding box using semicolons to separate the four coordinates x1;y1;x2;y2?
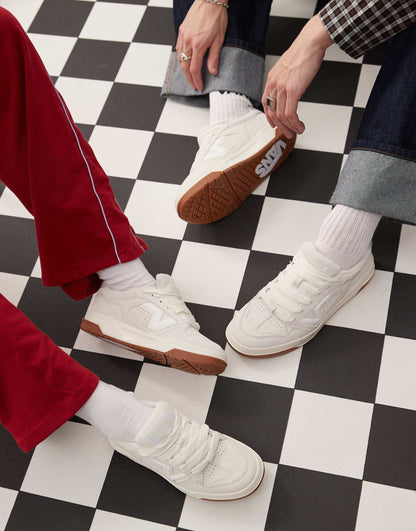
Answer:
135;402;176;449
301;242;340;277
155;273;174;290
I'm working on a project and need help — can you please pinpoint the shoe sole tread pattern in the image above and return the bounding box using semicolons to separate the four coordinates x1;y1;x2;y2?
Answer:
81;319;227;375
177;130;296;224
227;265;375;358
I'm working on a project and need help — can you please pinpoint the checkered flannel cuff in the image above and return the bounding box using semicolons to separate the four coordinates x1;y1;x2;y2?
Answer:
319;0;416;59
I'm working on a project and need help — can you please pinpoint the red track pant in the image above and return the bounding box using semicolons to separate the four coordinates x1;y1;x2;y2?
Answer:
0;8;148;452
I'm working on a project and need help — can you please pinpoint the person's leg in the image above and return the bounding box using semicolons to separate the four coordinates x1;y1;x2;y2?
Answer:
1;295;264;500
0;8;226;374
226;206;378;357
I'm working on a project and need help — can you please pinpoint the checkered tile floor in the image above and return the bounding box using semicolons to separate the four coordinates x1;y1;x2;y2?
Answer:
1;1;416;530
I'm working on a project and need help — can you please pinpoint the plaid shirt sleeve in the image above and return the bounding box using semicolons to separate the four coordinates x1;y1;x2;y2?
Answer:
319;0;416;59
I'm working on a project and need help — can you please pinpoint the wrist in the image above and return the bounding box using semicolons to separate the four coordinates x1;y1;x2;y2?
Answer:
199;0;229;7
304;14;333;51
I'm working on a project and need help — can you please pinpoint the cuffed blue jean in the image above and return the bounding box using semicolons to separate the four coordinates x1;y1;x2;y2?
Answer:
332;22;416;224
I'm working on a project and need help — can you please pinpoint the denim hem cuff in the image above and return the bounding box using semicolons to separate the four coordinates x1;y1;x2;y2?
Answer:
162;46;265;106
330;149;416;225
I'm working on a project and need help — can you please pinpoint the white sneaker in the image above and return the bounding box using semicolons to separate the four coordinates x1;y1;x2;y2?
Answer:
109;401;264;501
176;109;296;224
81;274;227;375
226;242;375;357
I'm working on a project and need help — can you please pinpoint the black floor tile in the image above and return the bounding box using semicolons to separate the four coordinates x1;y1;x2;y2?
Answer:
70;349;142;391
139;235;182;277
206;377;293;463
296;326;384;403
0;426;33;491
98;452;184;526
385;272;416;340
108;176;136;212
17;278;90;348
0;216;38;276
266;17;308;56
138;133;198;185
236;250;291;309
266;149;342;204
372;218;402;272
265;465;362;531
302;61;362;107
364;404;416;491
62;39;129;81
344;107;365;154
363;42;388;65
186;303;234;349
28;0;93;37
6;492;95;531
98;83;165;131
183;194;265;250
133;7;175;46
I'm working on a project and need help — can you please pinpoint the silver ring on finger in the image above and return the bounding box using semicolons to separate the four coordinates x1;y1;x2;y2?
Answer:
180;52;192;62
265;96;276;111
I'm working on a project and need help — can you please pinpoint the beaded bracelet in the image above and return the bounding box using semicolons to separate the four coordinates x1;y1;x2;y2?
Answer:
201;0;229;8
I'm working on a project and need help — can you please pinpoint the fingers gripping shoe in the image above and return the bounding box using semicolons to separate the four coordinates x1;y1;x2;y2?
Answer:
226;242;375;357
176;109;296;224
81;274;227;375
109;401;265;501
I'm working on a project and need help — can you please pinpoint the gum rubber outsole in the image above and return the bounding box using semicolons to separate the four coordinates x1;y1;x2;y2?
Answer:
177;130;296;224
81;319;227;375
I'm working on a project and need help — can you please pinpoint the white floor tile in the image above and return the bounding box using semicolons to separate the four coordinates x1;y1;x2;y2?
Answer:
0;488;18;531
280;390;373;479
31;258;42;279
124;181;187;239
116;43;171;87
0;272;29;306
179;462;277;531
89;126;153;179
324;45;363;64
356;481;416;531
91;510;175;531
395;224;416;275
270;0;316;18
134;363;217;424
1;0;43;30
0;188;33;219
172;241;250;309
55;77;113;124
253;197;331;256
296;102;352;154
21;422;114;507
223;343;302;389
74;329;143;362
354;64;381;108
376;335;416;411
156;98;209;137
79;2;145;42
28;34;77;77
148;0;173;6
327;269;393;334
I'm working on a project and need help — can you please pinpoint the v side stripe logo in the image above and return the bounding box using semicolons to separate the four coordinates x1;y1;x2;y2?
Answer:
299;294;332;326
255;139;287;178
141;302;176;331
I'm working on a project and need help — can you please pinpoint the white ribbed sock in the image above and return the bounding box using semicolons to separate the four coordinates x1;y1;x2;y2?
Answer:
76;381;153;442
98;257;155;291
209;91;252;127
315;205;381;269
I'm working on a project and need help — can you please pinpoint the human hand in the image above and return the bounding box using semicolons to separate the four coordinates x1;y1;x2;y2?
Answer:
262;14;333;138
176;0;228;92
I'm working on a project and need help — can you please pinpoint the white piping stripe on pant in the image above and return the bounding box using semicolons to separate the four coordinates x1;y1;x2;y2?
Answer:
130;227;146;253
55;89;121;264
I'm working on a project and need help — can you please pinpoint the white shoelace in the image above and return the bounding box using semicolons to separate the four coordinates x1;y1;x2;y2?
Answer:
260;258;339;323
143;282;200;331
144;412;220;478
